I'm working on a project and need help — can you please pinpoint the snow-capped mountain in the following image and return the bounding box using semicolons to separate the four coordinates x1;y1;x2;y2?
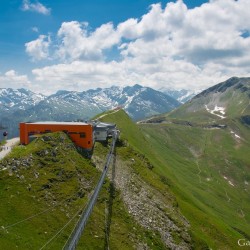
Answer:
0;84;180;138
0;88;45;113
159;88;200;103
22;84;180;121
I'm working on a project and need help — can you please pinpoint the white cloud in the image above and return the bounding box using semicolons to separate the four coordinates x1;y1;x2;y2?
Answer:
32;26;39;33
25;35;51;61
25;0;250;93
0;70;31;89
22;0;51;15
56;21;120;61
32;61;124;94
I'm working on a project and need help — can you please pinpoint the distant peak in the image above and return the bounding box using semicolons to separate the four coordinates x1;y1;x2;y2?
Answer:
55;90;71;95
133;84;143;89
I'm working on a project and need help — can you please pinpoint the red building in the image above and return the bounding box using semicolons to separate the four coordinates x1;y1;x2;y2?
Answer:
19;122;94;151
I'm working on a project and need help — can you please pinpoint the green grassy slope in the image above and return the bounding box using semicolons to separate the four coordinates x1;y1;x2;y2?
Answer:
1;107;249;249
167;77;250;123
0;132;174;249
0;132;99;249
141;121;250;249
99;109;250;249
95;110;193;249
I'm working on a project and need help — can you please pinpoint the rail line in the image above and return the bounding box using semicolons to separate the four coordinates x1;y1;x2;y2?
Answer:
63;130;118;250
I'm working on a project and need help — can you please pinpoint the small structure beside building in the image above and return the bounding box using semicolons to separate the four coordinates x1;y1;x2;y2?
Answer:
19;121;94;151
91;121;116;142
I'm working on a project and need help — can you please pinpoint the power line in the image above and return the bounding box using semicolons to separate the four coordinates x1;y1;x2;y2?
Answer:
3;206;57;230
39;205;85;250
61;205;84;250
1;192;78;230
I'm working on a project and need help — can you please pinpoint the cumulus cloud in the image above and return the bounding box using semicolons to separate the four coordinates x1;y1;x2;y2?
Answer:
56;21;120;61
22;0;51;15
25;35;51;61
0;70;31;89
32;61;124;94
27;0;250;93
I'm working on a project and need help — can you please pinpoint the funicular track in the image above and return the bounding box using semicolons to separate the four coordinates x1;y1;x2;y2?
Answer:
63;130;118;250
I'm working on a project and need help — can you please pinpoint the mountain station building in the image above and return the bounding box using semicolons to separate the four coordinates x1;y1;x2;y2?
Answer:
19;121;94;151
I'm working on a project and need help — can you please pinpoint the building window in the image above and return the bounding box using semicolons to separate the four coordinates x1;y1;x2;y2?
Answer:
80;133;86;138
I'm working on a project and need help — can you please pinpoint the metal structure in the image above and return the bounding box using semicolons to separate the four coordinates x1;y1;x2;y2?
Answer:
64;130;118;250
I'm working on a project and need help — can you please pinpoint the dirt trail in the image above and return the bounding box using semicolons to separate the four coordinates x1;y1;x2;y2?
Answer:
0;137;19;160
98;109;120;119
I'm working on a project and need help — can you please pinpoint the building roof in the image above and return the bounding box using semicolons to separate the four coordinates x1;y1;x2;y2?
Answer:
24;121;89;126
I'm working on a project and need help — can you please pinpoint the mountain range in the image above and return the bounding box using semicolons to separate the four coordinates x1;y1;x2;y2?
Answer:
159;88;198;103
0;85;183;120
0;84;181;138
0;88;45;114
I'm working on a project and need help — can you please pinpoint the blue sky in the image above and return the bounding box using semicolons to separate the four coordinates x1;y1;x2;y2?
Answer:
0;0;249;94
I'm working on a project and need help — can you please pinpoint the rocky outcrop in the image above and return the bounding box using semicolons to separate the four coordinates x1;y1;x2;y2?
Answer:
93;146;191;250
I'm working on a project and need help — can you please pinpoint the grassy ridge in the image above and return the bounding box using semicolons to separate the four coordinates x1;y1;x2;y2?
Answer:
167;77;250;122
141;122;250;249
1;108;249;249
0;132;100;249
0;131;173;249
99;109;250;249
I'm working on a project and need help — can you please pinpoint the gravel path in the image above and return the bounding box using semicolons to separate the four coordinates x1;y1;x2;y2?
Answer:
0;137;20;160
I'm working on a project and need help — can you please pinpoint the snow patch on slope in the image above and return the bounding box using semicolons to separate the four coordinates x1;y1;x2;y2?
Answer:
205;105;226;119
230;131;241;139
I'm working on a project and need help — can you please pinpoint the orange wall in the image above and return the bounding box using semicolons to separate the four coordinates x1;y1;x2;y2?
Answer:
19;123;93;150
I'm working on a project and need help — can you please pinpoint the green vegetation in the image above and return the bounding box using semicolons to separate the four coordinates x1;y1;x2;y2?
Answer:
0;132;100;249
0;139;6;149
141;122;250;249
93;138;190;249
167;77;250;123
0;131;177;249
99;109;250;249
1;103;249;249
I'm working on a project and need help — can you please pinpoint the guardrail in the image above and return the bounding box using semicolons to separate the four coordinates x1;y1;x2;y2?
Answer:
64;130;118;250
